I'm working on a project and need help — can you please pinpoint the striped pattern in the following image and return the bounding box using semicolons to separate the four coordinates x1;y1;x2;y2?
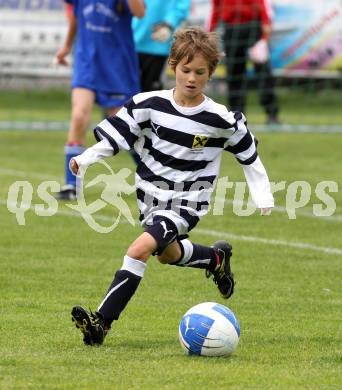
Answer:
93;89;258;232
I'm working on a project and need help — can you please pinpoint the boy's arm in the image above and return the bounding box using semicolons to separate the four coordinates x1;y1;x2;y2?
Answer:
70;139;114;175
241;157;274;214
223;111;274;213
70;97;144;175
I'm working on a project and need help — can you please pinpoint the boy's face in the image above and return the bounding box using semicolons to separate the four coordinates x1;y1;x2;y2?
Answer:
174;53;210;106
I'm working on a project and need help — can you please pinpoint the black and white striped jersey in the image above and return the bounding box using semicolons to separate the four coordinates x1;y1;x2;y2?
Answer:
77;89;273;234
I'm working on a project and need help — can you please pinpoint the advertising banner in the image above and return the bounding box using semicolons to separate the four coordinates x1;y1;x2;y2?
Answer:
188;0;342;77
271;0;342;76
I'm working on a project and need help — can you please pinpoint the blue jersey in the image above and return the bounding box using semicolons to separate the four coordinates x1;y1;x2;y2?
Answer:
132;0;191;56
68;0;140;95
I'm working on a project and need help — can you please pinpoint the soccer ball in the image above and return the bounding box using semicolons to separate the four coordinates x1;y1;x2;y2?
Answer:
179;302;240;357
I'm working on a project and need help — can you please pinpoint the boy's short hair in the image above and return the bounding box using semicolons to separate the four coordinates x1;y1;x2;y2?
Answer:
168;26;222;77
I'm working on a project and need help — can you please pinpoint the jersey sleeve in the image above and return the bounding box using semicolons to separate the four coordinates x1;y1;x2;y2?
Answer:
93;96;146;155
223;110;274;208
223;111;258;165
242;157;274;208
72;138;114;172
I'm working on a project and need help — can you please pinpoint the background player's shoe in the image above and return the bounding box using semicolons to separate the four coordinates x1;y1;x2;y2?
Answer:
206;240;235;299
56;184;76;200
71;306;107;346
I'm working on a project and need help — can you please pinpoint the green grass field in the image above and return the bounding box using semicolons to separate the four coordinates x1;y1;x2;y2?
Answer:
1;86;342;126
0;90;341;389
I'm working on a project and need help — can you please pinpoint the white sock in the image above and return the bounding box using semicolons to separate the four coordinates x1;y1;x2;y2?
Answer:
121;255;147;278
177;239;193;264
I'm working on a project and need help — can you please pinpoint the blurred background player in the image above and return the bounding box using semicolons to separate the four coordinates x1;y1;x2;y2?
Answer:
208;0;280;124
55;0;145;200
132;0;191;92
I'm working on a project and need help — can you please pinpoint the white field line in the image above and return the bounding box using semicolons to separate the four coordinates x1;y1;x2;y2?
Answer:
1;168;341;222
193;228;342;256
0;168;62;181
1;199;342;256
217;197;342;222
1;199;117;224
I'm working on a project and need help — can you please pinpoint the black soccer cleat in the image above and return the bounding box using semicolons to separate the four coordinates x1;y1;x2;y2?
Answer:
71;306;106;346
56;184;77;201
206;240;235;299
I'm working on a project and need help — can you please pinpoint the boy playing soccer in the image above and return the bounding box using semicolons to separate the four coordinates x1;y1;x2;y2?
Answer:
70;27;274;346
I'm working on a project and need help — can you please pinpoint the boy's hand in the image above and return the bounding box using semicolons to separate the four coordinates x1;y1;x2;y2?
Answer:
260;208;272;216
70;158;79;175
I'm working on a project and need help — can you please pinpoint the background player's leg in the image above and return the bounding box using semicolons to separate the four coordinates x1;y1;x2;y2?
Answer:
138;53;167;92
58;88;95;200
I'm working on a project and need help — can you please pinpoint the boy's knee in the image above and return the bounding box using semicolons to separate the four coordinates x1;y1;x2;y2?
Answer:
126;243;150;262
157;243;182;264
126;232;157;262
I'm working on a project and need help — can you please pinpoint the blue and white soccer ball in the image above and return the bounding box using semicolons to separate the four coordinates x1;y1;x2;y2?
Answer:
179;302;240;357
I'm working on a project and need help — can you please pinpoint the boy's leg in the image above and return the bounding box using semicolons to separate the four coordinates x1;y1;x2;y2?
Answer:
96;255;146;324
161;234;225;271
160;239;218;270
71;232;157;346
150;216;235;299
71;256;146;346
162;239;235;300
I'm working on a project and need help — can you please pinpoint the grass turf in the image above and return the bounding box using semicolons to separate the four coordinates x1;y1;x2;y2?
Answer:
0;92;341;389
1;87;342;125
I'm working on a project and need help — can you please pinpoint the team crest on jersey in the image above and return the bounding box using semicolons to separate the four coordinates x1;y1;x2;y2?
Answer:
192;135;208;149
